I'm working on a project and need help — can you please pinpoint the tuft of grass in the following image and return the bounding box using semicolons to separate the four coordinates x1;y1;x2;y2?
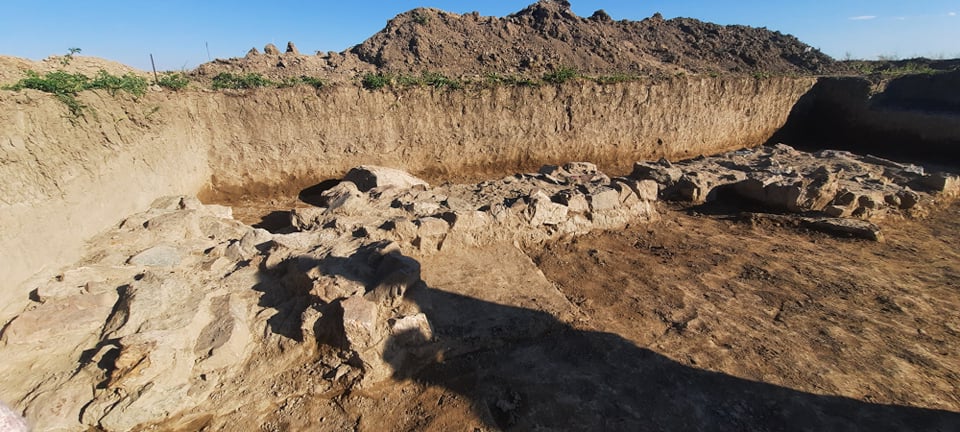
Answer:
361;72;392;90
419;71;462;89
592;73;640;85
211;72;273;90
845;60;942;78
542;66;579;84
298;76;327;89
360;71;466;91
394;73;421;87
483;72;539;87
412;11;430;25
157;73;190;90
276;76;327;89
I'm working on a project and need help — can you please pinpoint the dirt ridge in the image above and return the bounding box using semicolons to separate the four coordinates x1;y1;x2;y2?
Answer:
196;0;834;81
352;0;833;75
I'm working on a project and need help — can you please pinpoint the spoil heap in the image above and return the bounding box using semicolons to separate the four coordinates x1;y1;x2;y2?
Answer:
197;0;833;81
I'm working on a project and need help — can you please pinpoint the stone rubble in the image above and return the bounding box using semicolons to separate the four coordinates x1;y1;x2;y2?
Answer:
0;162;658;431
631;144;958;222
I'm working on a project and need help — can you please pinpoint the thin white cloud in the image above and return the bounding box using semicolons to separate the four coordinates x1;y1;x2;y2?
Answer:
948;12;957;16
849;15;877;20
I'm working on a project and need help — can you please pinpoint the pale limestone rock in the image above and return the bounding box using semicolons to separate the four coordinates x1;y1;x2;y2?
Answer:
414;217;449;252
323;181;367;215
390;313;433;342
671;172;718;202
144;210;204;241
588;187;620;212
556;191;590;213
341;295;381;350
344;165;428;192
25;383;92;430
0;401;28;432
525;190;568;226
635;180;660;202
1;290;117;344
291;207;327;231
128;244;182;267
630;160;682;185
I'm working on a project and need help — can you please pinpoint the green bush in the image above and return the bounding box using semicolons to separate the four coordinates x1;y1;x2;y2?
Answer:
361;72;393;90
4;69;148;116
593;73;639;85
298;76;327;89
412;11;430;25
420;71;462;89
157;73;190;90
6;70;88;93
89;70;148;96
542;66;579;84
211;72;273;89
276;76;327;89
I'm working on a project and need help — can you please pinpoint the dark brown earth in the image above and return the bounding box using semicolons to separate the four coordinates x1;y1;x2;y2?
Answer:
352;1;833;75
195;0;834;82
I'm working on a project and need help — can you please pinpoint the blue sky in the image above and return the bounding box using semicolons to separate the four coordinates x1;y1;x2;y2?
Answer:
0;1;957;71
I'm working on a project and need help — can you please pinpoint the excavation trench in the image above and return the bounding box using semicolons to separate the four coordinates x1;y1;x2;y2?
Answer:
3;73;959;322
2;71;960;431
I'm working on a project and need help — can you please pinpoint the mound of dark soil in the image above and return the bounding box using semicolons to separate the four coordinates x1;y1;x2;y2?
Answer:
196;0;834;81
352;0;833;75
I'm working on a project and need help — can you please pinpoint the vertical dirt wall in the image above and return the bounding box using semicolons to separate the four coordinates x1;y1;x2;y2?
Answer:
769;72;960;163
0;76;815;322
196;76;818;199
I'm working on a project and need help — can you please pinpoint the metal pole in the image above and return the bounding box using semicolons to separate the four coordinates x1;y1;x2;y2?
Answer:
150;54;159;85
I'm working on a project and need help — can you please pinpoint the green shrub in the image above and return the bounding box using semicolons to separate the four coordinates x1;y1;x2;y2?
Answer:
394;73;421;87
6;70;88;93
157;73;190;90
483;72;538;87
90;70;148;96
420;71;462;89
4;69;148;116
361;72;393;90
593;73;639;85
60;47;81;66
211;72;273;89
412;11;430;25
299;76;327;89
542;66;579;84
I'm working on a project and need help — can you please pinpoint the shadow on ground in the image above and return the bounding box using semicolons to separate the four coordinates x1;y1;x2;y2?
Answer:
386;274;960;431
253;240;960;431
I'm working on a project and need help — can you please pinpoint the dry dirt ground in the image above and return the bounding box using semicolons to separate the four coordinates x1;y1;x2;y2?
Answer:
219;196;960;431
